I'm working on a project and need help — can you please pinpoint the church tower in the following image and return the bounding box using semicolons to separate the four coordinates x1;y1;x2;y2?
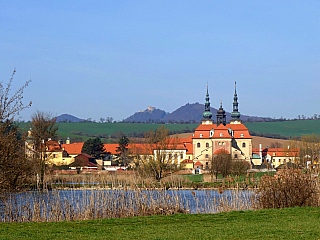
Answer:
201;85;213;125
230;81;241;124
216;101;226;126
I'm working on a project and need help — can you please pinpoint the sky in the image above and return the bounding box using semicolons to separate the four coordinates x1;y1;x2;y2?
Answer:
1;0;320;121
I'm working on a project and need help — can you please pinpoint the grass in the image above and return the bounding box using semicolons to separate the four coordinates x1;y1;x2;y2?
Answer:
1;207;320;239
245;120;320;137
18;122;199;142
183;174;203;183
18;120;320;140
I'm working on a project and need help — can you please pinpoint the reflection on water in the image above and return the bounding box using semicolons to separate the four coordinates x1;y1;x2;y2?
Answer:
2;189;254;222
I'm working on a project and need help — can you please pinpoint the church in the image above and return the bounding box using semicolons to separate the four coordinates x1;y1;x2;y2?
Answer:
189;83;252;168
26;83;253;170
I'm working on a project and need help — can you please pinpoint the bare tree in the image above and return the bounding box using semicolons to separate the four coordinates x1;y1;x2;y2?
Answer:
133;126;180;181
0;122;33;192
0;69;32;122
0;70;33;192
270;141;282;148
28;111;58;189
232;160;248;176
209;150;232;179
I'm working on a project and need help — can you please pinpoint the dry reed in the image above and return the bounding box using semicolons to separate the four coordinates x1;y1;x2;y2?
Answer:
254;169;320;209
8;169;319;222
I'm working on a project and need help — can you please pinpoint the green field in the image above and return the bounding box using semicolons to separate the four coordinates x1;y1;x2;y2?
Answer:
1;207;319;239
18;120;320;142
244;120;320;137
18;122;199;142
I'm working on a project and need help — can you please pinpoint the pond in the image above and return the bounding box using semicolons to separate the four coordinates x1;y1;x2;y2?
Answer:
1;189;254;222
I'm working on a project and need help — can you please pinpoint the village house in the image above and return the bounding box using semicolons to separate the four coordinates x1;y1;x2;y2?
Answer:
25;83;303;171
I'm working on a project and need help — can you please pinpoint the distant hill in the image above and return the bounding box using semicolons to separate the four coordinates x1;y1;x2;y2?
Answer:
124;103;267;123
56;114;84;123
124;107;168;123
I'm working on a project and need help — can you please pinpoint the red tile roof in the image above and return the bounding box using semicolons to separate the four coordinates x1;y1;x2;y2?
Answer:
252;148;299;158
181;159;193;163
194;161;203;166
46;140;63;152
61;142;84;155
213;148;230;155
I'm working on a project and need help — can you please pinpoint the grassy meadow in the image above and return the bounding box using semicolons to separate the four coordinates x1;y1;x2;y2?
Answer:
1;207;320;239
18;120;320;142
244;120;320;137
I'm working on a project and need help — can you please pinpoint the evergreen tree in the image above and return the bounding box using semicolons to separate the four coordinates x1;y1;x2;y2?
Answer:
81;137;106;159
116;135;130;166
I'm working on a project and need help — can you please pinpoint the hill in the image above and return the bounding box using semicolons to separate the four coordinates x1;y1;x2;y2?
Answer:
56;114;84;123
125;103;268;123
124;107;167;123
163;103;265;122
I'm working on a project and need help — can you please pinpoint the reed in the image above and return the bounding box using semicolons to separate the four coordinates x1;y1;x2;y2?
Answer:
1;187;188;223
0;186;254;222
254;169;320;209
5;169;317;223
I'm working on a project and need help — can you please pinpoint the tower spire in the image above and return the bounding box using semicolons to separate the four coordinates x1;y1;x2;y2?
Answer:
231;81;241;122
202;84;213;124
216;101;226;126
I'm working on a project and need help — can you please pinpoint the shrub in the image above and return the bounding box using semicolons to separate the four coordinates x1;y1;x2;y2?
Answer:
255;169;320;209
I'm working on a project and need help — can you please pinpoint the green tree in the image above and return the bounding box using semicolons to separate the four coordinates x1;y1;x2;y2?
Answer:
116;135;130;166
81;137;106;159
29;111;58;189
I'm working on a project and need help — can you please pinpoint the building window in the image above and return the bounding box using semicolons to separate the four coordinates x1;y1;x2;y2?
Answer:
200;134;203;138
222;142;225;145
205;154;209;158
197;143;200;148
53;154;56;158
210;129;214;137
188;156;190;159
206;162;208;165
168;154;172;159
242;142;246;148
279;159;281;163
220;133;223;137
273;153;275;156
206;142;209;148
240;134;244;137
180;154;183;159
235;154;238;158
174;154;177;160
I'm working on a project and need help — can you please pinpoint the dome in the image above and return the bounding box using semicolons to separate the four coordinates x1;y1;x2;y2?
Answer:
203;111;213;119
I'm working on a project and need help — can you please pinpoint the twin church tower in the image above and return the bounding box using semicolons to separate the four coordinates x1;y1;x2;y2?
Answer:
201;82;241;126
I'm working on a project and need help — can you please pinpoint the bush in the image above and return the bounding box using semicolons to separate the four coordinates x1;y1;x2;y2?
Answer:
255;169;320;209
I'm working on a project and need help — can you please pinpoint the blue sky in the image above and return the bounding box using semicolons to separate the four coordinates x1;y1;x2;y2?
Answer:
1;1;320;121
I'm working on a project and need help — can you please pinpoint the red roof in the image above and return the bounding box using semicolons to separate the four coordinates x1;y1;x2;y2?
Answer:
76;153;94;159
252;147;299;158
193;123;251;139
214;148;230;155
194;161;203;166
181;159;193;163
46;140;63;152
61;142;84;155
184;143;193;154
